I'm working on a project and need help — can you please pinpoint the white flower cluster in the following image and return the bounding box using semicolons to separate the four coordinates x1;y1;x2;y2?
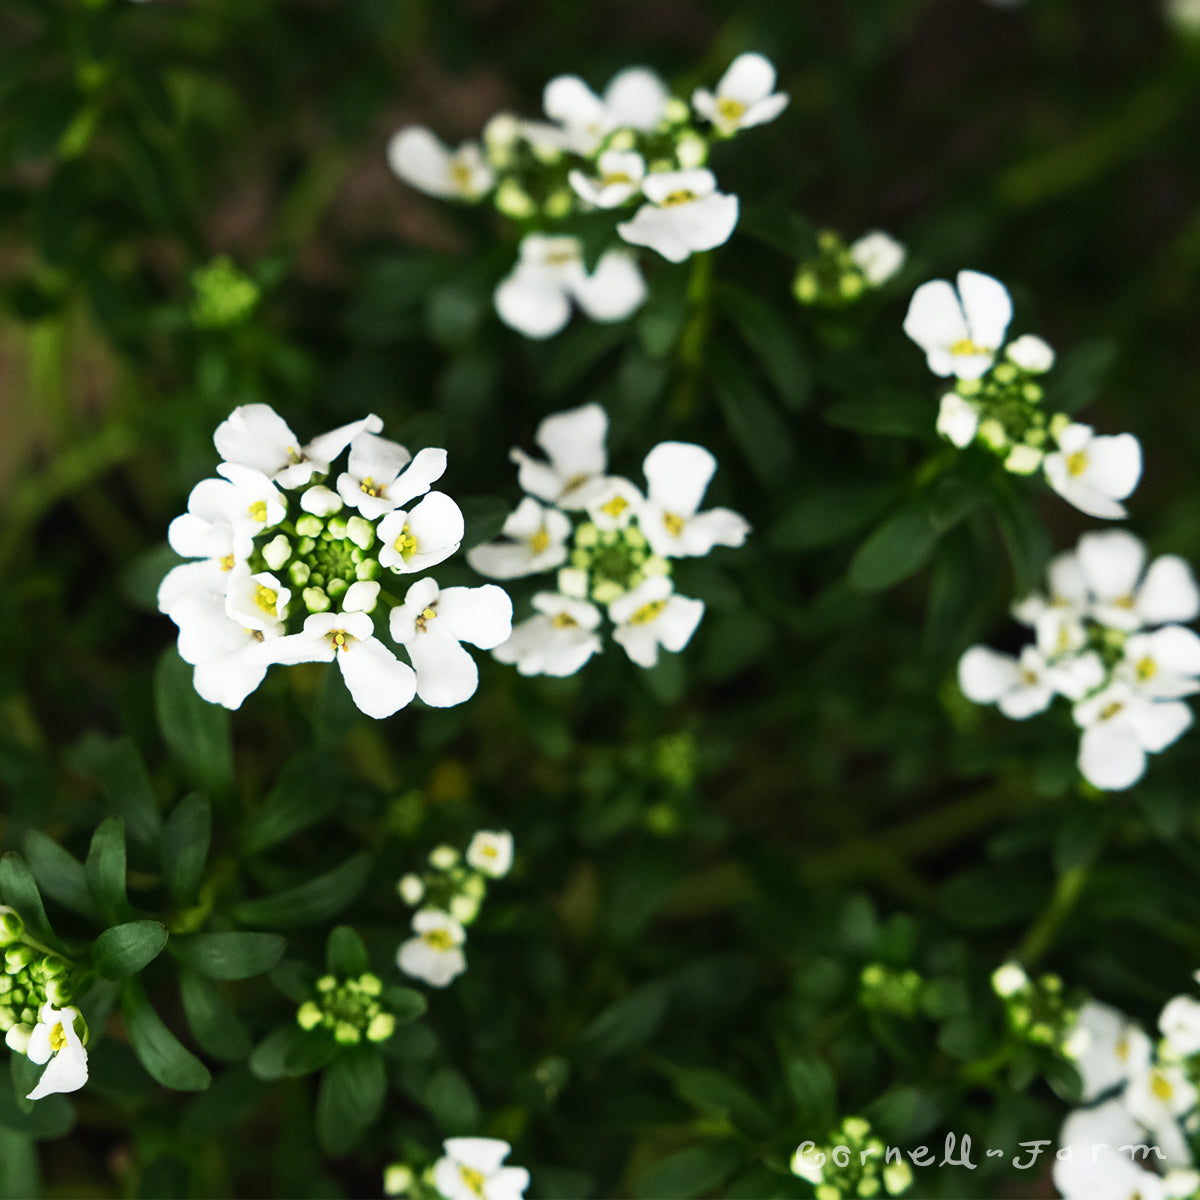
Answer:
466;403;748;676
158;404;512;719
793;228;907;307
959;529;1200;791
387;54;788;338
384;1137;529;1200
396;831;513;989
1054;991;1200;1200
904;271;1142;519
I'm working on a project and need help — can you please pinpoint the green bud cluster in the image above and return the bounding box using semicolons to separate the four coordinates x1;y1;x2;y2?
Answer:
859;963;924;1018
952;359;1061;473
189;256;261;330
793;1116;914;1199
397;843;491;927
792;230;870;308
296;972;396;1046
991;962;1079;1051
563;520;670;605
0;909;77;1045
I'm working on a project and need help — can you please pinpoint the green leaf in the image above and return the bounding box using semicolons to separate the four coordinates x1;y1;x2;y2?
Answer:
0;854;58;950
249;1026;337;1081
0;1058;73;1140
231;853;371;930
91;921;168;980
673;1069;772;1139
154;647;234;797
710;347;796;488
769;483;896;552
239;751;340;855
123;977;212;1092
161;793;211;906
720;284;811;412
85;817;131;925
737;199;818;258
824;390;933;439
325;926;368;978
382;986;427;1026
23;832;96;921
317;1048;386;1155
422;1066;481;1135
1044;337;1118;415
179;969;252;1063
577;982;669;1058
849;502;939;592
991;477;1051;599
635;1144;741;1200
172;932;287;980
0;1127;39;1197
784;1051;837;1128
67;734;161;849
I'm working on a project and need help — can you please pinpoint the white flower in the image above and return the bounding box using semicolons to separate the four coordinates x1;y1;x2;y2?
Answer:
568;149;646;209
1118;626;1200;700
849;230;906;286
494;235;646;340
466;831;514;879
508;403;609;509
1073;681;1193;791
1043;423;1142;520
609;576;704;668
585;476;643;532
1160;994;1200;1060
691;52;789;136
164;477;254;581
636;442;750;558
25;1003;88;1101
1074;530;1200;632
492;593;604;678
376;492;465;574
432;1137;530;1200
1005;334;1055;373
214;404;383;489
617;169;740;263
386;127;494;200
224;568;290;634
466;497;573;579
336;432;447;520
389;578;513;707
543;66;669;154
903;270;1013;379
935;392;980;448
1126;1062;1198;1167
1054;1100;1173;1200
397;910;467;988
1067;1001;1153;1102
272;595;417;720
957;645;1057;719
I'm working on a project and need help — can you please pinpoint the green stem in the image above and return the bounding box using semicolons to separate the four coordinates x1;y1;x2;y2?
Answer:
1013;855;1098;968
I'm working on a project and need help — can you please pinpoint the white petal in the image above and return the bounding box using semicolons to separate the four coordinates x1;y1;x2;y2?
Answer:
445;1137;512;1173
716;52;778;106
406;626;480;707
1086;433;1142;502
390;577;442;644
158;559;228;618
603;67;669;129
543;75;606;130
849;230;906;286
338;637;417;718
740;92;789;130
467;542;549;580
903;281;969;373
495;263;572;339
1139;556;1200;625
26;1037;88;1101
213;404;296;477
347;431;411;489
642;441;716;516
1126;697;1193;753
1005;334;1055;372
534;402;608;484
956;270;1012;351
386;127;456;198
1044;456;1129;520
385;447;448;511
936;393;979;447
656;595;705;652
569;251;647;322
1078;719;1147;790
675;508;751;556
436;585;513;649
641;169;716;205
192;649;270;710
1078;529;1147;602
303;414;384;474
997;682;1054;720
957;646;1020;704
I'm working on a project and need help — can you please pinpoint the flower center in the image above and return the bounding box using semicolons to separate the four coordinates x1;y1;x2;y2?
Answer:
662;511;685;537
1019;668;1039;686
1099;700;1124;721
660;189;697;208
220;554;235;572
551;611;579;629
423;928;454;951
717;97;747;123
450;161;475;193
949;338;990;357
1114;594;1136;609
254;585;279;615
458;1166;487;1197
530;528;551;555
602;170;633;186
601;495;630;519
48;1022;67;1054
629;598;668;625
415;605;438;633
1065;451;1089;478
326;628;354;653
544;248;578;267
393;525;418;561
1151;1070;1175;1102
1136;656;1158;682
248;500;269;522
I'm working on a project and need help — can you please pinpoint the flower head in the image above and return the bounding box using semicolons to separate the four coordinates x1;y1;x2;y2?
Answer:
465;831;514;879
691;53;789;136
609;575;704;668
25;1003;88;1101
903;270;1013;379
396;910;467;988
432;1137;530;1200
387;127;494;200
543;66;669;154
1043;423;1142;520
616;168;739;263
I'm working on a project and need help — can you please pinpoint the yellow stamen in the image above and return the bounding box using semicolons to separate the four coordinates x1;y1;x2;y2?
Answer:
393;525;418;561
544;248;578;267
660;189;697;208
415;605;437;633
286;444;303;464
601;495;629;519
530;528;551;555
949;337;989;357
1065;451;1089;478
630;599;667;625
359;476;383;498
219;554;235;572
450;161;474;194
254;585;279;615
327;629;353;653
248;500;268;523
1099;701;1124;721
480;844;498;859
1136;656;1158;683
552;612;579;630
1116;1034;1129;1062
602;171;633;186
458;1165;487;1197
663;512;685;537
48;1023;67;1054
716;97;747;123
423;928;454;952
1151;1071;1174;1102
1114;594;1136;610
1019;668;1039;686
1055;624;1073;655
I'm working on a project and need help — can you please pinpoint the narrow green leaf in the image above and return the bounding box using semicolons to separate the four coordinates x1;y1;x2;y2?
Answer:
991;477;1051;599
0;1058;74;1139
710;347;795;488
91;921;168;980
23;833;96;921
769;483;896;552
154;647;234;797
849;503;939;592
577;982;669;1058
381;986;427;1026
721;284;811;412
179;969;252;1063
635;1144;741;1200
239;751;340;854
824;390;933;439
422;1066;481;1135
0;854;58;950
784;1051;837;1128
67;734;161;849
84;817;131;925
172;932;286;981
673;1069;772;1138
231;853;370;930
317;1048;386;1155
122;977;211;1092
325;926;367;978
161;793;211;906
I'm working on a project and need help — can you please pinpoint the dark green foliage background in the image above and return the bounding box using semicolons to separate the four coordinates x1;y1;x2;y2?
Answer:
2;0;1200;1196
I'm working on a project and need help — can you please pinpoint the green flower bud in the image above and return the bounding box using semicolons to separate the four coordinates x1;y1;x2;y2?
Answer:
495;179;537;219
302;586;331;613
345;517;374;551
793;270;819;305
263;534;292;570
0;909;24;946
297;1001;323;1031
288;561;312;586
333;1021;361;1046
366;1012;396;1043
543;189;574;219
429;845;459;870
296;516;322;538
4;1023;32;1055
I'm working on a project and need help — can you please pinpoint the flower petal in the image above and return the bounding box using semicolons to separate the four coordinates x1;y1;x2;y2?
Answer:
436;585;514;649
603;67;669;129
1078;719;1147;790
956;270;1012;350
213;404;296;477
338;637;416;719
406;626;480;707
903;281;969;373
1078;529;1146;602
495;263;573;339
569;251;647;322
1139;555;1200;625
958;646;1020;704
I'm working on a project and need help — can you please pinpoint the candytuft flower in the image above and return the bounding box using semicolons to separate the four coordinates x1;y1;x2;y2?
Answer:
637;441;750;558
492;593;604;677
25;1003;88;1101
396;909;467;988
543;66;669;154
903;270;1013;379
609;576;704;668
1043;422;1142;520
466;831;514;879
432;1137;530;1200
617;168;739;263
386;126;494;200
691;52;789;136
508;403;609;509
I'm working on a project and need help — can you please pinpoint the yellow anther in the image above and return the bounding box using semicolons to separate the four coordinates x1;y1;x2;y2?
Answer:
602;171;633;186
662;511;686;537
219;554;235;572
949;338;989;357
48;1023;67;1054
359;476;382;498
450;162;474;194
530;528;551;555
393;525;419;561
660;189;697;208
629;598;668;625
254;585;279;615
1065;451;1089;478
551;612;579;630
327;629;352;653
716;97;747;123
415;605;438;633
544;248;578;267
458;1166;487;1197
1019;668;1039;686
1116;1034;1129;1062
1152;1071;1175;1102
1136;656;1158;682
286;444;303;463
1114;594;1136;610
423;928;455;952
601;495;629;519
1099;701;1124;721
248;500;268;523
